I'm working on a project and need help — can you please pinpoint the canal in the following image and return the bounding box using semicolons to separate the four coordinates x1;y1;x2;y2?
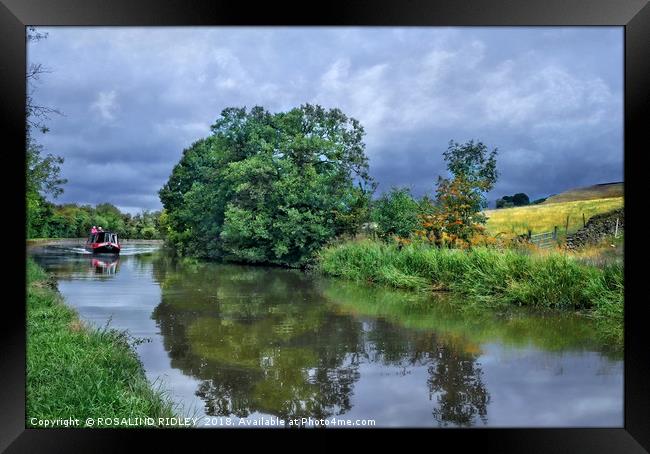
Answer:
29;243;623;428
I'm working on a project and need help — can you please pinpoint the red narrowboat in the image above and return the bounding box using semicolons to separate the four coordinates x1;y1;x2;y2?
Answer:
86;231;121;254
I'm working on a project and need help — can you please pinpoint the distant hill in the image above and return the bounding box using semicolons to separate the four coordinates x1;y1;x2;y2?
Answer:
542;182;623;205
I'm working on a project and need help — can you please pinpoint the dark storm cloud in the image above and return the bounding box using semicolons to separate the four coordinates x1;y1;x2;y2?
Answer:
28;27;623;212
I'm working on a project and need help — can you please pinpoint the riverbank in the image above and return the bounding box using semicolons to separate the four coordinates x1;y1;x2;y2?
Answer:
26;259;177;427
317;239;623;345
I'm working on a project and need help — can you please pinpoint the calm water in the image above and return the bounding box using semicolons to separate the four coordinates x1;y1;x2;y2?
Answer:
29;243;623;428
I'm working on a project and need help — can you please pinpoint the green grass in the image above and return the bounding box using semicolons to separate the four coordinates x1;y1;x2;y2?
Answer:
317;239;623;345
27;259;178;427
484;197;623;236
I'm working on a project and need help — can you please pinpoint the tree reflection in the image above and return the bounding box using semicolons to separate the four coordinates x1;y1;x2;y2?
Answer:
151;257;363;420
150;255;491;425
323;279;492;426
427;342;490;426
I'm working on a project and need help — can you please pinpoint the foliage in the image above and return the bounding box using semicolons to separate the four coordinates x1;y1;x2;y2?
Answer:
371;187;421;240
589;263;624;345
160;105;374;267
495;193;530;209
28;202;163;239
414;140;498;247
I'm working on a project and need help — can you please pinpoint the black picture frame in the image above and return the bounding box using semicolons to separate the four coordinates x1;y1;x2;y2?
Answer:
2;0;648;451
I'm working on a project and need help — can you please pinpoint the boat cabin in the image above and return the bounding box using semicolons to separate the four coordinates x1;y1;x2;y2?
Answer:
89;231;119;244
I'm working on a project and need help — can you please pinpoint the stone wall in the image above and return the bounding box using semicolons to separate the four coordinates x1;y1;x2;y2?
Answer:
565;208;624;249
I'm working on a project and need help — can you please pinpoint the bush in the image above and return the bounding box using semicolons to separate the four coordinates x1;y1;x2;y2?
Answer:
141;226;156;239
371;187;420;240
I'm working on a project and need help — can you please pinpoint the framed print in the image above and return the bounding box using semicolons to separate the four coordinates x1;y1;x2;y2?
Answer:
1;0;648;451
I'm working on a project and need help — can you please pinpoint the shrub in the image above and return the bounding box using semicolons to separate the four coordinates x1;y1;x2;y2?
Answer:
371;187;420;240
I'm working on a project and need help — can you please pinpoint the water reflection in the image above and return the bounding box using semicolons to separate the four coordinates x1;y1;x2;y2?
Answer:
428;345;489;426
151;261;362;420
28;248;624;427
91;255;120;275
148;255;621;426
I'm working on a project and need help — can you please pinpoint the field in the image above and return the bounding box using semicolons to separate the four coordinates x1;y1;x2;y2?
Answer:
543;182;623;204
484;197;623;236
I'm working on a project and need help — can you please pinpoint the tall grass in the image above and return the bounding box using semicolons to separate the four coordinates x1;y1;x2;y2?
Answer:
27;259;178;426
484;197;623;236
318;239;623;344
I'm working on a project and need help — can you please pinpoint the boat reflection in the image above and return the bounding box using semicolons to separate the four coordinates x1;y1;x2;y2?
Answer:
91;255;120;275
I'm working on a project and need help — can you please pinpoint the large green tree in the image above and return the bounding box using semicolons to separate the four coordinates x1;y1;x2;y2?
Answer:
159;105;374;267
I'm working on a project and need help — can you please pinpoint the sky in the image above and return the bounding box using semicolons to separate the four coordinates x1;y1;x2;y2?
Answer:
28;27;623;214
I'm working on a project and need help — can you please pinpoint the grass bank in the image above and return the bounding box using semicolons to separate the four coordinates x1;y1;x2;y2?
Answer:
27;259;177;427
317;240;623;345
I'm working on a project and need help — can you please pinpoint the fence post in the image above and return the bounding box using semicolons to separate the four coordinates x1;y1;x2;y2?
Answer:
527;229;531;240
615;218;619;238
553;226;558;240
565;215;570;234
582;213;586;228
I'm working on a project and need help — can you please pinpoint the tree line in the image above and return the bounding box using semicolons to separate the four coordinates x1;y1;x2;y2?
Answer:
29;202;163;239
495;192;547;208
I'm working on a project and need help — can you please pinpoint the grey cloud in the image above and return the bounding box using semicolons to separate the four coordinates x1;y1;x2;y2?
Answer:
29;27;623;212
